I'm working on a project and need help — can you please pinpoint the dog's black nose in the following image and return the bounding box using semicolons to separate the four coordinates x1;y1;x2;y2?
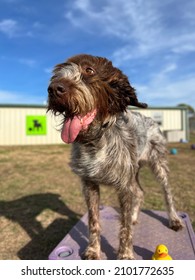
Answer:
48;83;66;97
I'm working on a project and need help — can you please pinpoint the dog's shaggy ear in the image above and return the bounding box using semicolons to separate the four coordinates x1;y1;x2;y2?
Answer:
109;69;148;109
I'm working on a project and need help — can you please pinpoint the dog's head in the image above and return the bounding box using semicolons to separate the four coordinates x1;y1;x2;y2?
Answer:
47;54;147;143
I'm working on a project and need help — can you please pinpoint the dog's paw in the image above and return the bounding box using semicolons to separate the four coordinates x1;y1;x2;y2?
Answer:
82;247;101;260
169;218;184;231
117;253;135;260
117;249;135;260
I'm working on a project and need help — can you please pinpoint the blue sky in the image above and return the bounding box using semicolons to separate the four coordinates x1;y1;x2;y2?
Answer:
0;0;195;108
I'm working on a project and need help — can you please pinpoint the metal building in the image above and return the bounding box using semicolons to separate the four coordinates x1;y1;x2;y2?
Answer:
0;104;62;145
131;106;189;142
0;104;188;145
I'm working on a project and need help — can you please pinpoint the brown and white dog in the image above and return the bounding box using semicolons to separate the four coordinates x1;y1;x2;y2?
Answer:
47;54;183;259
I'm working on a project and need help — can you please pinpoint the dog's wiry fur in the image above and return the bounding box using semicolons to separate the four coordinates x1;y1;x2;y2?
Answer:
48;54;183;260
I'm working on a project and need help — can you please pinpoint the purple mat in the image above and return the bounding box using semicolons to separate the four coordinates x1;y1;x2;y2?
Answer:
49;206;195;260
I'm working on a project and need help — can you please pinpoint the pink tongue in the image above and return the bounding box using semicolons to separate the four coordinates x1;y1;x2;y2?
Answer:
61;109;97;143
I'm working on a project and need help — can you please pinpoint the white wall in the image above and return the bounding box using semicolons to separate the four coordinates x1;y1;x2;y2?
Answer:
0;105;188;145
0;106;63;145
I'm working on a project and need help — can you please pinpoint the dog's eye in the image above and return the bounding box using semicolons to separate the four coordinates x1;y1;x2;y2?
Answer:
85;67;95;75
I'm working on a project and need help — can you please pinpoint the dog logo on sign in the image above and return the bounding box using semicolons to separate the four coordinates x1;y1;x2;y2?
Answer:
26;116;47;135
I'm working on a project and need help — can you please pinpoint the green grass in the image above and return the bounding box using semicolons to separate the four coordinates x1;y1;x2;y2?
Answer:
0;139;194;259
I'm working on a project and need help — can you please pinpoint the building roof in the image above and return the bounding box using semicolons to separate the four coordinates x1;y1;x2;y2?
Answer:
0;104;188;111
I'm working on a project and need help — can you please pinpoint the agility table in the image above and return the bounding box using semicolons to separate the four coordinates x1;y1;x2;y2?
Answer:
49;206;195;260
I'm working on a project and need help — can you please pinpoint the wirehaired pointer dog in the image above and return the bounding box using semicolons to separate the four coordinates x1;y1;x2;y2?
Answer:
47;54;183;260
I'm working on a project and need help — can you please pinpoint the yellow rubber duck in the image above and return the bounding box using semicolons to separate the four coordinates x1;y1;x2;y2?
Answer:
152;244;172;260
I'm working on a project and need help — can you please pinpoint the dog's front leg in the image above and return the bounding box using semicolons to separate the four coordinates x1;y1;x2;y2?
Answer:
82;180;101;260
117;187;135;260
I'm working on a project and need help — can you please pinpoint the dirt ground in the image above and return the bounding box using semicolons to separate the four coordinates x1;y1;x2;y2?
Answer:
0;136;194;259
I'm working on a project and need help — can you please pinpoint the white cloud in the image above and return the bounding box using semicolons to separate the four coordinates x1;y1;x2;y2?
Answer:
0;90;45;105
44;67;53;74
129;59;195;106
0;18;36;38
149;63;178;84
74;0;91;11
0;90;18;102
65;0;195;64
18;58;37;67
0;19;18;38
32;21;45;29
162;63;177;74
135;72;195;106
172;35;195;54
65;0;161;41
65;0;137;39
0;55;37;68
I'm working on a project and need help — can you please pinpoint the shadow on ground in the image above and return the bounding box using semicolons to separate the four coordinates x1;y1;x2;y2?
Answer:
0;193;80;259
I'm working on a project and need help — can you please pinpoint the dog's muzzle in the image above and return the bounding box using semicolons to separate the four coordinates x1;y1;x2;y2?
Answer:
48;82;67;98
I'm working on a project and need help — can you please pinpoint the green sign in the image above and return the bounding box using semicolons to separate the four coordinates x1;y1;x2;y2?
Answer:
26;115;47;135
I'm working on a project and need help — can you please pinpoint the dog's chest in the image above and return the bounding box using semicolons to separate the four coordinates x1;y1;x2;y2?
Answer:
70;137;135;186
